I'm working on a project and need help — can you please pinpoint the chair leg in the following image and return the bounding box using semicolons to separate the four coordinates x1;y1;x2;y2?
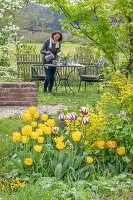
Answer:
85;82;86;91
78;80;81;93
98;82;99;94
37;79;39;92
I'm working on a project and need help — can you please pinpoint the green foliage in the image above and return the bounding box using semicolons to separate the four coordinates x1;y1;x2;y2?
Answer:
0;173;132;199
39;0;133;76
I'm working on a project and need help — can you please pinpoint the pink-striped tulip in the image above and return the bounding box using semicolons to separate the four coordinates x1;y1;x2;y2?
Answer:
59;114;65;121
67;112;77;122
81;107;88;115
83;117;89;125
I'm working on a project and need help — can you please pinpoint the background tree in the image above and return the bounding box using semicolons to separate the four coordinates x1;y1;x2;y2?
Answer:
37;0;133;77
13;4;63;33
0;0;22;81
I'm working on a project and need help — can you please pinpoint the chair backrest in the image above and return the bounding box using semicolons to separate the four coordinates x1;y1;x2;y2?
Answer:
78;65;102;76
31;64;44;78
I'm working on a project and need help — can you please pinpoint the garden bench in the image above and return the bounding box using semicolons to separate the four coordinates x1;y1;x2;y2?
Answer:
77;65;104;93
31;64;46;88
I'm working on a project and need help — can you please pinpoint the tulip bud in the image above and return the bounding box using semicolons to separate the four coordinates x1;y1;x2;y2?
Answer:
59;114;65;121
81;107;88;115
83;117;89;125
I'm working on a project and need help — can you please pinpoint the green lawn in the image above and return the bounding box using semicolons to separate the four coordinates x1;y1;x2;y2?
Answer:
9;42;80;55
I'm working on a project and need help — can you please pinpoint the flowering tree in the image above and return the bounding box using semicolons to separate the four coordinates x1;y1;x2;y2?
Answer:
0;0;23;81
37;0;133;77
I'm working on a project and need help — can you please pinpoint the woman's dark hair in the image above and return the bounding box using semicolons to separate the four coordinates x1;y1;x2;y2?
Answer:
51;31;63;42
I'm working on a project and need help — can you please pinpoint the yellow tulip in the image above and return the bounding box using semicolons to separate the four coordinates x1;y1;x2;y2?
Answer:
38;137;44;144
86;156;93;163
47;119;55;127
38;123;46;130
13;132;21;143
54;136;64;143
97;141;105;149
56;142;65;150
44;127;51;135
29;106;37;115
36;128;43;136
31;121;37;128
31;132;39;139
34;145;42;152
22;125;32;136
23;113;31;122
57;52;61;56
106;140;117;149
72;131;81;142
41;114;48;121
116;147;125;155
24;158;33;165
33;112;39;119
21;136;29;143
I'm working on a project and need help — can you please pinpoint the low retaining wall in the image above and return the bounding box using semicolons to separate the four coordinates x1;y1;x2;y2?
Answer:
0;82;37;106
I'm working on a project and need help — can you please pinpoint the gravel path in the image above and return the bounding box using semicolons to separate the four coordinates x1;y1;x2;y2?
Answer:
0;105;68;119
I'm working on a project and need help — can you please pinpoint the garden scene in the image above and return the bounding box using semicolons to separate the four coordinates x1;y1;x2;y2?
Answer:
0;0;133;199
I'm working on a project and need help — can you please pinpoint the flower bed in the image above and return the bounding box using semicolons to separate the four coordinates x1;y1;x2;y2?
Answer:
3;102;131;184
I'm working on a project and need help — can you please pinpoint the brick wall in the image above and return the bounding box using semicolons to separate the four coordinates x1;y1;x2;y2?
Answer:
0;82;37;106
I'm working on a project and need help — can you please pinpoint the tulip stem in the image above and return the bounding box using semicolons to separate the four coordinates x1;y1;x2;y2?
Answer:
74;121;75;131
73;142;77;167
80;115;84;129
102;150;105;171
24;143;26;158
47;135;48;144
16;142;17;152
84;126;86;143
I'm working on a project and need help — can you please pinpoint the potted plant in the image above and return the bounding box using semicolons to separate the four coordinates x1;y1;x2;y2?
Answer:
57;51;71;65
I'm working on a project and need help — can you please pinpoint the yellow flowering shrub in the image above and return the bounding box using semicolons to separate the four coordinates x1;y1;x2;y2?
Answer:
97;71;133;118
65;104;106;152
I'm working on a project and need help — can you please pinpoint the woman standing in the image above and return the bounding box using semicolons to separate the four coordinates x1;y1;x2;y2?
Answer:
40;31;63;93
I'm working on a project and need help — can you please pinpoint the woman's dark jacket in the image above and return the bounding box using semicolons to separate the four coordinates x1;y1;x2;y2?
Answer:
40;38;60;65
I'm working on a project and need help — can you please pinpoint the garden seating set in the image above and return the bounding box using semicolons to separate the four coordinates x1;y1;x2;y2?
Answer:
31;64;104;94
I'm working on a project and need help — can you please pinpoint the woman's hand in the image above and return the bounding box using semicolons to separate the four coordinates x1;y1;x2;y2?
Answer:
46;51;51;55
